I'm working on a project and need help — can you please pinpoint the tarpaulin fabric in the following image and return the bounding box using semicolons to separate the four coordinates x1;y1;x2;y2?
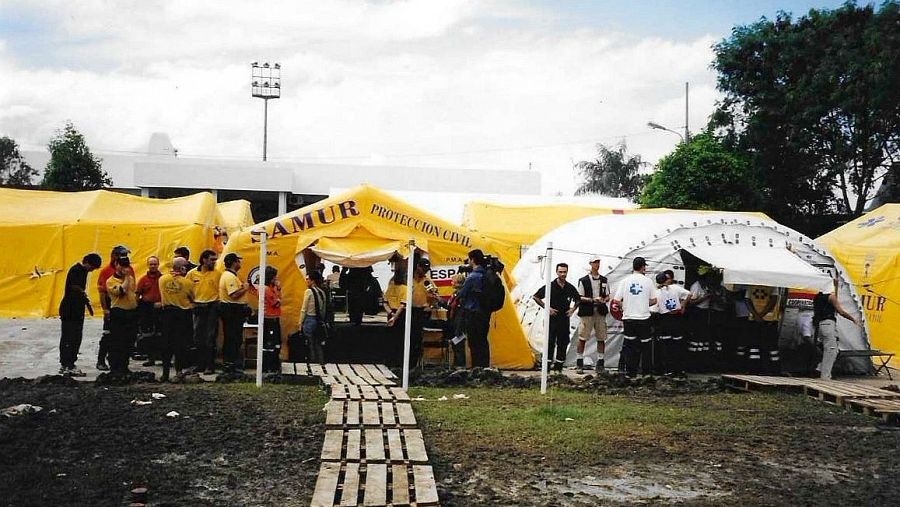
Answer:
216;200;255;234
223;184;536;369
462;201;771;268
683;244;832;292
0;188;223;318
818;204;900;368
512;211;871;373
309;227;408;268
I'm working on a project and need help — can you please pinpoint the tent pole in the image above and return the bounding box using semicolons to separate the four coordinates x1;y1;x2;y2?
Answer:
541;242;553;395
256;231;267;388
402;239;415;391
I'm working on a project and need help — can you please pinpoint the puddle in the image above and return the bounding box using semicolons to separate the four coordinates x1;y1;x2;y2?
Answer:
541;465;728;503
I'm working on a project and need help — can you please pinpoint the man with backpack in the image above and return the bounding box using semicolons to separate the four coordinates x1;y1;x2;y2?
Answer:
458;249;504;368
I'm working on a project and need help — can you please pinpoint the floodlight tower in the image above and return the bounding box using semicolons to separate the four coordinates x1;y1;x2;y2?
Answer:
251;62;281;161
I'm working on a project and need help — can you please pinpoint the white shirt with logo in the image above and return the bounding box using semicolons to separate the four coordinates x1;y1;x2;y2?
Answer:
657;285;691;315
614;272;658;320
689;281;710;309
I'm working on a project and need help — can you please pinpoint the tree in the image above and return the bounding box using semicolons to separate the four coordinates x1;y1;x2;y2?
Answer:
0;136;38;187
574;142;648;201
640;132;762;211
712;2;900;219
41;121;111;191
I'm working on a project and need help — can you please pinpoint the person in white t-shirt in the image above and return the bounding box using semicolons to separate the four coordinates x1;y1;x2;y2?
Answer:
654;272;691;375
612;257;658;377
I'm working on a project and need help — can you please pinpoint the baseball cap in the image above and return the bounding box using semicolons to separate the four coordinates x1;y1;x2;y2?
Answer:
589;255;601;263
112;245;131;256
174;246;190;256
223;253;242;264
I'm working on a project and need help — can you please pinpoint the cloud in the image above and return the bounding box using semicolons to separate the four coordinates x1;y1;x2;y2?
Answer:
0;0;720;194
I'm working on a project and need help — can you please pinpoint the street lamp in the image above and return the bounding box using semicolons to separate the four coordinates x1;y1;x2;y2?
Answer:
251;62;281;161
647;121;684;142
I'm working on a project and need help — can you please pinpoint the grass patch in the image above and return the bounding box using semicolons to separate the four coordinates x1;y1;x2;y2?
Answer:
409;387;861;457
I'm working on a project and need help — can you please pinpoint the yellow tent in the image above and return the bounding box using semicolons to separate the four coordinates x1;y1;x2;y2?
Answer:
0;188;223;318
818;204;900;368
223;185;536;369
216;200;255;235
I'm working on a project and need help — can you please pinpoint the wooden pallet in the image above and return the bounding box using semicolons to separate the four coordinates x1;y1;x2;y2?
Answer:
846;398;900;423
321;428;429;464
721;374;812;392
331;384;411;403
281;363;397;386
311;462;439;507
802;380;900;407
326;400;417;428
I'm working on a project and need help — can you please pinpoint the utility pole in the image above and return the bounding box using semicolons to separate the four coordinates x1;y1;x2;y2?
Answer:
684;82;690;143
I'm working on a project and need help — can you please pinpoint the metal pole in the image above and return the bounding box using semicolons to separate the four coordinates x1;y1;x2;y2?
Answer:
262;98;269;161
540;242;553;395
402;240;415;391
684;82;690;143
255;232;267;387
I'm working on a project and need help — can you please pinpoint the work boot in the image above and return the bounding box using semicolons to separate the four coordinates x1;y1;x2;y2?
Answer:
96;360;109;371
553;361;563;373
70;368;85;377
59;366;70;375
575;358;584;374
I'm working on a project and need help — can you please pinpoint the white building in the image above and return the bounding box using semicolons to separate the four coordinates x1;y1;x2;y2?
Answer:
23;133;542;221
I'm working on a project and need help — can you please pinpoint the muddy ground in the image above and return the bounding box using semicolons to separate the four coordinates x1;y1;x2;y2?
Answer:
0;378;326;507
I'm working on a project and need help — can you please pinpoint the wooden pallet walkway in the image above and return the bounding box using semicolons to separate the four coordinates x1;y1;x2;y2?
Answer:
283;364;438;506
722;374;900;425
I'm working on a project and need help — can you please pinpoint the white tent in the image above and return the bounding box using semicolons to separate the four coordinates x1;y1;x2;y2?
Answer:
512;211;871;373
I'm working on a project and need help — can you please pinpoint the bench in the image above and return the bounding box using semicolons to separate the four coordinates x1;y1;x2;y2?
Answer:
838;349;895;380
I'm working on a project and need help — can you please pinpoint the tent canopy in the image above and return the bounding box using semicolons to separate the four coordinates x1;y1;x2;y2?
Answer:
684;244;831;292
224;185;535;369
512;211;869;372
818;204;900;367
216;200;255;234
0;188;223;318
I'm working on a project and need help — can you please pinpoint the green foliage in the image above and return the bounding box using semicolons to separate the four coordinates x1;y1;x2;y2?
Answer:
640;132;761;211
41;121;111;191
712;1;900;217
574;142;649;201
0;136;37;187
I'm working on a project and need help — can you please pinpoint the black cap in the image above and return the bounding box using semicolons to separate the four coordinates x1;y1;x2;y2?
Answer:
174;246;190;256
633;257;647;271
112;245;130;256
223;252;242;266
656;272;668;284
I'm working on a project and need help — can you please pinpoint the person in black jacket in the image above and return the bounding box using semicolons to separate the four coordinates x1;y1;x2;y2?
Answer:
533;263;580;372
575;257;609;374
340;266;375;325
58;253;103;376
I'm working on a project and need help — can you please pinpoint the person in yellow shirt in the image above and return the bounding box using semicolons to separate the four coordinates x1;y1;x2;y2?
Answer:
219;253;250;373
106;256;138;379
186;249;221;374
383;268;407;327
158;257;194;381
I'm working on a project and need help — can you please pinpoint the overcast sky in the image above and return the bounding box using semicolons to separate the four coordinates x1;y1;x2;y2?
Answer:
0;0;850;194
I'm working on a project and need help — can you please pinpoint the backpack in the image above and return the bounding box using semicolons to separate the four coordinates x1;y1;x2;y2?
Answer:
479;267;506;313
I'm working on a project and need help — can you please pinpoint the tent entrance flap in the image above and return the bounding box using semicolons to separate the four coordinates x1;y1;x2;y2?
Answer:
683;244;831;291
308;236;407;268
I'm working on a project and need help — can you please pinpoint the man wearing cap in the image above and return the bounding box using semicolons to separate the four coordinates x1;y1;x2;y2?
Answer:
219;252;250;373
174;246;198;273
612;257;658;378
58;253;102;376
96;245;133;371
158;257;194;382
106;256;138;379
187;249;221;373
575;257;609;374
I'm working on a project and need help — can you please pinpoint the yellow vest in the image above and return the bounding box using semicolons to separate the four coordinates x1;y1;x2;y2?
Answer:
106;274;138;310
159;273;193;309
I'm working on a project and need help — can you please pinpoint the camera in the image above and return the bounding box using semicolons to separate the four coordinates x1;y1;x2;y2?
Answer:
116;256;131;268
484;254;504;274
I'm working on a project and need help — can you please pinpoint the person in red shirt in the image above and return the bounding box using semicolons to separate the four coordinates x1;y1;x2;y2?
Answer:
262;266;282;373
96;245;132;371
136;256;163;366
